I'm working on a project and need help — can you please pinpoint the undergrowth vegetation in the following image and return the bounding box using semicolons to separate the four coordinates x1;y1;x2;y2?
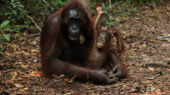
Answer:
0;0;168;54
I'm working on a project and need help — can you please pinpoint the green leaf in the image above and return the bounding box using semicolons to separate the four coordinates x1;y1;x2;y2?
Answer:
106;21;114;27
120;13;127;17
0;52;3;55
0;48;3;55
2;34;10;41
114;18;122;22
109;16;114;21
0;20;10;28
4;28;13;32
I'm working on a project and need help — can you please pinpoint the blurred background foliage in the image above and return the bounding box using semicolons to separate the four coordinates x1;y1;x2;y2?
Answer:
0;0;168;46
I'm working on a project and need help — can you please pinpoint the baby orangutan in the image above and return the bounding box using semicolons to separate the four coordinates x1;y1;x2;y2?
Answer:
97;31;111;49
86;3;127;80
86;30;112;69
86;30;128;79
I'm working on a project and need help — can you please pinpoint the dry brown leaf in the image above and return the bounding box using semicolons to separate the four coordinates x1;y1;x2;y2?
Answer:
22;71;41;79
148;67;155;71
23;87;29;91
15;83;24;88
30;71;41;77
27;63;36;66
11;72;18;80
21;64;28;69
31;49;39;53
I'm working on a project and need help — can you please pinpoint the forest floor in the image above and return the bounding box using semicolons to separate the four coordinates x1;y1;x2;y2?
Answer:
0;1;170;95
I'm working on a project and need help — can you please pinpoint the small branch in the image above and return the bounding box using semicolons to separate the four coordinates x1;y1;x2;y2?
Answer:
25;14;42;32
158;35;170;39
109;0;112;8
16;0;42;32
40;0;54;11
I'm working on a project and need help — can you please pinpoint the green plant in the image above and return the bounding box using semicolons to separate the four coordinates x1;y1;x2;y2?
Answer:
0;20;11;42
106;21;114;27
0;0;27;24
0;20;11;55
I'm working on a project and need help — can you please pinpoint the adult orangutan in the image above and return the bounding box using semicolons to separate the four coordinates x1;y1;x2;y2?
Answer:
40;1;127;83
